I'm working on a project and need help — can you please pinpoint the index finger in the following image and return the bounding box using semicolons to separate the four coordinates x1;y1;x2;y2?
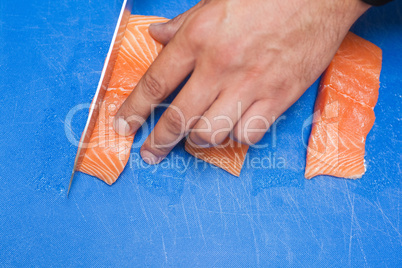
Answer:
113;35;195;136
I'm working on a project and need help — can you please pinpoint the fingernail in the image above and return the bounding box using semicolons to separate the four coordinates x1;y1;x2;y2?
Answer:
113;117;132;136
140;150;161;165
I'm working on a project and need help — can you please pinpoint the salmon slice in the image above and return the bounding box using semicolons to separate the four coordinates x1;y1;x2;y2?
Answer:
305;32;382;179
77;15;168;185
185;137;249;176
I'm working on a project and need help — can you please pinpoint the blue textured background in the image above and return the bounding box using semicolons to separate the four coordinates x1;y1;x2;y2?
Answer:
0;0;401;266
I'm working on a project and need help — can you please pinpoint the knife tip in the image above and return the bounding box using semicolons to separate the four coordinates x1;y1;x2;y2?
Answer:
66;170;75;198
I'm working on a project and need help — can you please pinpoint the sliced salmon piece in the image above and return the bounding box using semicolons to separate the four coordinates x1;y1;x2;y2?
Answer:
305;32;382;179
185;137;249;176
77;15;168;185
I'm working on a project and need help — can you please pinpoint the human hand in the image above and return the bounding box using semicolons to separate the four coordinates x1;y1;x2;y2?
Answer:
114;0;370;164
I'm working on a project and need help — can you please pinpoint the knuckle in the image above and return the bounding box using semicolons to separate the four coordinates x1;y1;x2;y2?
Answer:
163;108;185;135
142;73;166;101
184;14;211;46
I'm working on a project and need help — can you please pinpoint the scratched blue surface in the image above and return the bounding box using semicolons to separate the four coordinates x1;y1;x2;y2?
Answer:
0;0;401;266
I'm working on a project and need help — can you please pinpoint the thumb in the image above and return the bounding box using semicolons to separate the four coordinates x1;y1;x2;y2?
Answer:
149;0;207;45
149;15;185;45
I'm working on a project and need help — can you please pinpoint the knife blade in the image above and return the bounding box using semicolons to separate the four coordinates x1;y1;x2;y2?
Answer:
67;0;134;197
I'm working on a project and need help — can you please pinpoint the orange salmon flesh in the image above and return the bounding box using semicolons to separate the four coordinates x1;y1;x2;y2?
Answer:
77;15;168;184
304;32;382;179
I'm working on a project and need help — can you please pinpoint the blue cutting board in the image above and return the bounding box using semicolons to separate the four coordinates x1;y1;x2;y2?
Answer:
0;0;401;266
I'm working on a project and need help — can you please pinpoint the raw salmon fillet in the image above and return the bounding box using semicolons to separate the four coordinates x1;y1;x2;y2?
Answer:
77;15;168;185
305;32;382;179
185;137;249;176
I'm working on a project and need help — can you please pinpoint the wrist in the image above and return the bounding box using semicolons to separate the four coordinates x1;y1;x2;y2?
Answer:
326;0;371;31
343;0;371;22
